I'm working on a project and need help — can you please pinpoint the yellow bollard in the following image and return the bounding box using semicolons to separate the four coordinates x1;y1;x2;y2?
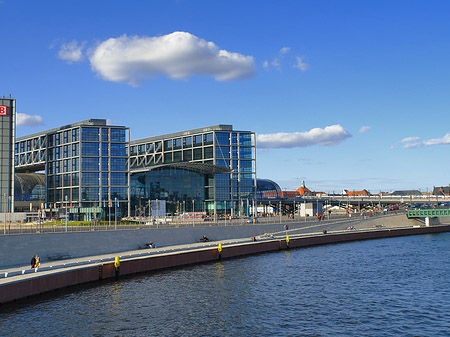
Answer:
218;243;222;259
286;235;290;250
114;255;120;279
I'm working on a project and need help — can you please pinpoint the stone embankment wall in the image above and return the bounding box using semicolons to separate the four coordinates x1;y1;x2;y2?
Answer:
0;214;429;268
1;223;449;305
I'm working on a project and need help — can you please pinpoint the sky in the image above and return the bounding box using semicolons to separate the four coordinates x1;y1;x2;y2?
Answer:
1;0;450;193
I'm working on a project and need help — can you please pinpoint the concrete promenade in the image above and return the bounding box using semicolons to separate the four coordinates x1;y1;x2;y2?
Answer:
1;214;449;304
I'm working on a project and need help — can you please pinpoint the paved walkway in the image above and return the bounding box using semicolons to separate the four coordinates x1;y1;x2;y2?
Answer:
0;213;418;285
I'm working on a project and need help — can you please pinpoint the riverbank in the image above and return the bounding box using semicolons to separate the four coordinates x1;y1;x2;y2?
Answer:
1;216;449;305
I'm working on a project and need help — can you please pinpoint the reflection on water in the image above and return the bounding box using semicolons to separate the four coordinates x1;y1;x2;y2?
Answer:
1;233;450;336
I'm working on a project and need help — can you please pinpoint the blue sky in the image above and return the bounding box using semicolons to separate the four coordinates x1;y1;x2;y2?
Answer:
1;0;450;193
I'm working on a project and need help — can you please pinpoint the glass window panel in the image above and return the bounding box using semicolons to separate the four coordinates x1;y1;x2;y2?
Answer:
239;133;253;146
193;135;202;146
183;149;192;161
81;187;99;201
82;142;99;156
82;157;99;171
216;146;230;159
111;172;127;186
101;128;109;142
102;143;109;156
193;148;202;160
81;172;99;186
204;147;213;159
204;133;214;145
110;143;126;156
183;136;192;148
110;157;126;171
110;129;126;142
215;132;229;145
81;128;99;141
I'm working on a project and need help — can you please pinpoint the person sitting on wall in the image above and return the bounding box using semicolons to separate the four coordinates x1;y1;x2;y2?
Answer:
199;236;210;242
146;241;155;248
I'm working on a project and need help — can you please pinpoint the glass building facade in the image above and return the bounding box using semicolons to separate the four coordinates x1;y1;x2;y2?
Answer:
129;125;256;216
0;97;15;213
15;119;129;220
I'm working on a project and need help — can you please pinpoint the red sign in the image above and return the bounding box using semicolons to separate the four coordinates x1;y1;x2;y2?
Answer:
0;105;6;116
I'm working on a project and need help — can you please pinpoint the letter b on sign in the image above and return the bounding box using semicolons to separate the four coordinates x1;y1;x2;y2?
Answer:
0;106;7;116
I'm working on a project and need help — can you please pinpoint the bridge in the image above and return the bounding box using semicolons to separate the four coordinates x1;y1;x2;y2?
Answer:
406;208;450;218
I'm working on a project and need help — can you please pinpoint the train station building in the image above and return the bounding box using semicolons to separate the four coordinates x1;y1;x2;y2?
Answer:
9;108;257;220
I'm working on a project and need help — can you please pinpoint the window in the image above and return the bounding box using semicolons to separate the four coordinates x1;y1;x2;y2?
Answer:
81;128;99;141
72;129;79;142
102;143;109;156
193;135;202;146
111;129;126;142
193;148;202;160
101;157;109;171
81;172;99;186
239;133;253;146
111;172;127;186
204;147;213;159
173;138;182;150
101;128;109;142
204;133;214;145
82;157;99;171
72;173;79;186
81;187;99;201
82;142;99;156
164;139;173;151
215;133;229;145
111;143;126;156
72;158;79;171
216;146;230;159
183;149;192;161
183;136;192;148
239;147;253;159
111;157;126;171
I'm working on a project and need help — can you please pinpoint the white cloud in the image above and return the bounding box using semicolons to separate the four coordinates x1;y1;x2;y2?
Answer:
89;32;255;85
58;41;85;63
401;137;420;143
400;133;450;148
262;60;269;68
359;126;372;134
279;47;291;54
294;56;308;71
257;125;351;149
423;133;450;146
16;113;43;127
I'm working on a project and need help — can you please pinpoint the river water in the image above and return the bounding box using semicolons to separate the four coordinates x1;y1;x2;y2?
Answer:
1;233;449;336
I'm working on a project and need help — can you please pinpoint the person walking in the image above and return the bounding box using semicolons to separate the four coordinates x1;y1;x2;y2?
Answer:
34;254;40;272
30;255;36;269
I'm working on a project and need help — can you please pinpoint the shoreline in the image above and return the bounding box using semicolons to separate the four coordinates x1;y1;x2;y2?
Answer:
1;222;449;305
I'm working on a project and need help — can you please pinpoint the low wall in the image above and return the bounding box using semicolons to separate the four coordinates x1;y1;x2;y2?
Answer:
1;224;450;305
0;214;422;268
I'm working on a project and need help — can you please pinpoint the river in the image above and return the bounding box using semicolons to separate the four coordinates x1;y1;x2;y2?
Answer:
1;233;449;336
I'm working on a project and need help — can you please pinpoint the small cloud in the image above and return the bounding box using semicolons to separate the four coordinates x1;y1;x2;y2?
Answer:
423;133;450;146
58;41;85;63
89;32;255;85
293;56;308;71
16;113;43;127
401;137;420;143
263;60;269;68
279;47;291;54
257;124;351;149
359;126;372;134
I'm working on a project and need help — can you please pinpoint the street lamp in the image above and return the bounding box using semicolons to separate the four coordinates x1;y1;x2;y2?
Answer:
65;195;68;232
192;199;195;227
115;197;118;230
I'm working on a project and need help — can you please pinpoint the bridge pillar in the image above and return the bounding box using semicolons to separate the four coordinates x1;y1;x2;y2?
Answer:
425;217;440;226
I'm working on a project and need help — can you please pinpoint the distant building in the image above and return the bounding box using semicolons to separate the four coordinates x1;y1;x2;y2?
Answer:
433;186;450;196
388;190;422;196
342;189;371;196
296;180;313;196
0;97;15;213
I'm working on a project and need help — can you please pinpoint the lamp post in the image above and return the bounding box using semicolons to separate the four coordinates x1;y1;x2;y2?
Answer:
115;197;118;230
3;193;6;235
192;199;195;227
224;200;227;226
65;195;68;232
